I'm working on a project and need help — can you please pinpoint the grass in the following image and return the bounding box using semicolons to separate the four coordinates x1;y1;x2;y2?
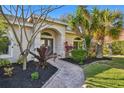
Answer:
83;57;124;88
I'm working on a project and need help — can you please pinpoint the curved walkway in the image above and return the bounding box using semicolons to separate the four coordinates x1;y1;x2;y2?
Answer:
42;59;84;88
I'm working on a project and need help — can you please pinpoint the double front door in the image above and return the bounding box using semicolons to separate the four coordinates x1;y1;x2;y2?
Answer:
41;38;53;53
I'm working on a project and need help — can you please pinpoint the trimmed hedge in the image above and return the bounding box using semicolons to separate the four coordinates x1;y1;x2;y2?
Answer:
111;41;124;55
103;41;124;55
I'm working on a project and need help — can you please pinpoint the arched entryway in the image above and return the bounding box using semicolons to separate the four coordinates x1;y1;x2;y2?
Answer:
40;28;62;55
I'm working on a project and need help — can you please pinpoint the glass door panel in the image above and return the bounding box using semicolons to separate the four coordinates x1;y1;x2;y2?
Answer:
47;39;53;53
41;38;53;53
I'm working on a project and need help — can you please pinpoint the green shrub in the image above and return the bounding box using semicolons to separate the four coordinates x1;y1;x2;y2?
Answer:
0;59;11;67
111;41;124;55
31;72;39;80
71;49;87;64
0;59;14;77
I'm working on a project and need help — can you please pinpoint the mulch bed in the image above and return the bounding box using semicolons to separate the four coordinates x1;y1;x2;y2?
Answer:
0;61;58;88
61;57;112;66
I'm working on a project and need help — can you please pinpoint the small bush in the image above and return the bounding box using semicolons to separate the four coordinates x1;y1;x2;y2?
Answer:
4;67;14;77
71;49;87;64
31;72;39;80
0;59;13;77
0;59;11;67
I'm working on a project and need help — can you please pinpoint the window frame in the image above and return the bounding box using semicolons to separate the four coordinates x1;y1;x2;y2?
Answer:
73;37;82;49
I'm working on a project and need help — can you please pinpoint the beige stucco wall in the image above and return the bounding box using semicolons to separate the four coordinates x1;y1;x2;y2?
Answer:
5;25;34;62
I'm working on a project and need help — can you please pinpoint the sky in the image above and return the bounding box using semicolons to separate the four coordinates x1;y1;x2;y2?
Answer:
2;5;124;19
49;5;124;18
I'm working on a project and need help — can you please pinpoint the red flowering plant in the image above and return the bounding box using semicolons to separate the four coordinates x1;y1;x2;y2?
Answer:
29;45;58;69
64;41;74;57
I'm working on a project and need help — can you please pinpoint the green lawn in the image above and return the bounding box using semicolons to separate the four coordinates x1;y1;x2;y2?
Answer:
82;57;124;88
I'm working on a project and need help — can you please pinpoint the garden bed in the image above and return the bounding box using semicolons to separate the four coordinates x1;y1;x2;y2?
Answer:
61;57;112;65
0;61;58;88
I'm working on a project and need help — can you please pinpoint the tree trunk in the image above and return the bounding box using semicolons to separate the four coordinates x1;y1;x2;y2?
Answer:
22;57;27;70
22;51;29;70
18;51;29;71
96;44;103;58
82;39;88;59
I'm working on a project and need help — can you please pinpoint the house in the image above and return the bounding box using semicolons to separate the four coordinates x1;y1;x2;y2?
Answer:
1;14;123;63
0;15;82;62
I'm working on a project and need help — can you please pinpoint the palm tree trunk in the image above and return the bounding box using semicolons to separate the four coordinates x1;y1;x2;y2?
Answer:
82;39;87;50
82;39;89;59
87;48;91;58
96;43;103;58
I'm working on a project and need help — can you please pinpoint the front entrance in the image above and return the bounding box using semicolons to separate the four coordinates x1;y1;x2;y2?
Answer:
41;38;53;53
40;29;64;57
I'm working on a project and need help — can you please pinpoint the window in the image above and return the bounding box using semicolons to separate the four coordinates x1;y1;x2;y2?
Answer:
41;32;53;40
73;42;79;49
73;37;82;49
74;37;81;40
41;32;52;36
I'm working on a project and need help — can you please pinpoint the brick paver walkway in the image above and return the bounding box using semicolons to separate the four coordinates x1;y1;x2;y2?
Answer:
42;59;84;88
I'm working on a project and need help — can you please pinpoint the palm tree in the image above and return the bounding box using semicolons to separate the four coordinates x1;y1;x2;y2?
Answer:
68;6;93;57
92;8;123;58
